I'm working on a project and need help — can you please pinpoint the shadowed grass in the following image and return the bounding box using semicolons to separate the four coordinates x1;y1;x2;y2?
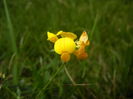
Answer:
37;63;65;97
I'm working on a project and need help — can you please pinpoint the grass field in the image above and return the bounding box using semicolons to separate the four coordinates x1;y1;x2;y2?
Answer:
0;0;133;98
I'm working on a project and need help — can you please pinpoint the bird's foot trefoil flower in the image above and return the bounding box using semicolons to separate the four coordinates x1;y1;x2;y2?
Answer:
47;31;90;62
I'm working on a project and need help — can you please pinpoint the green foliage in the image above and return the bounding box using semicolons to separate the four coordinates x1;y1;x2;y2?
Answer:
0;0;133;98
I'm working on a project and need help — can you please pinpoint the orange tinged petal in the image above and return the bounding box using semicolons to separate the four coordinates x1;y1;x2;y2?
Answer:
79;31;90;46
75;51;88;59
74;31;89;60
74;42;88;60
61;52;70;62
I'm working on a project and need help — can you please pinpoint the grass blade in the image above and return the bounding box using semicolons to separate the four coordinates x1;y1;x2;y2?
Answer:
3;0;18;84
3;0;17;53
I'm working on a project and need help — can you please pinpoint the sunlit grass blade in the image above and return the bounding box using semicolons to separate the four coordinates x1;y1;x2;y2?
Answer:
90;13;100;41
3;0;17;53
3;0;18;84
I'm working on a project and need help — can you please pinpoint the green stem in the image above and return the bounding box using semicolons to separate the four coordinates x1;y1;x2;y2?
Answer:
37;63;65;97
64;66;76;85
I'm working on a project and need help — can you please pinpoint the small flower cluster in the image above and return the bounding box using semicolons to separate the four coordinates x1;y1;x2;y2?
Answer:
47;31;90;62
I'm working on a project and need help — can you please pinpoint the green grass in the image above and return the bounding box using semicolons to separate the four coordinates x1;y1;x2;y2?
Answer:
0;0;133;98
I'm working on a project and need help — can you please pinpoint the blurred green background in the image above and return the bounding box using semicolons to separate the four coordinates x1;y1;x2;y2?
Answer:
0;0;133;98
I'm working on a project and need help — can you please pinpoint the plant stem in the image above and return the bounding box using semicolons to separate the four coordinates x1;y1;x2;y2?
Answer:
64;66;92;86
64;66;76;85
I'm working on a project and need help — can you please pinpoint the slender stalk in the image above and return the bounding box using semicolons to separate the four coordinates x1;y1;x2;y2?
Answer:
64;66;92;86
37;63;65;97
37;63;91;98
64;66;76;85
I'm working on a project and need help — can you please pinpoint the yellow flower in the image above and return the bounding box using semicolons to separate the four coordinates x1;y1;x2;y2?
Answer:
47;31;90;62
54;37;76;62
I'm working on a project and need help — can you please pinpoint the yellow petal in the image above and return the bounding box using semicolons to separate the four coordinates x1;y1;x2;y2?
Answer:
54;37;76;54
61;52;70;62
56;31;63;35
47;32;58;43
57;31;77;40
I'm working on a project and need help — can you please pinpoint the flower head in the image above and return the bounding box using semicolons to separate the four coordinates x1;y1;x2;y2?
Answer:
47;31;90;62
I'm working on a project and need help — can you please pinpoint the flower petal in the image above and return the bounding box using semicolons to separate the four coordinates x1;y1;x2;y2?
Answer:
74;42;88;60
79;31;90;46
56;31;63;35
54;37;76;54
57;31;77;40
47;32;58;43
61;52;70;62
